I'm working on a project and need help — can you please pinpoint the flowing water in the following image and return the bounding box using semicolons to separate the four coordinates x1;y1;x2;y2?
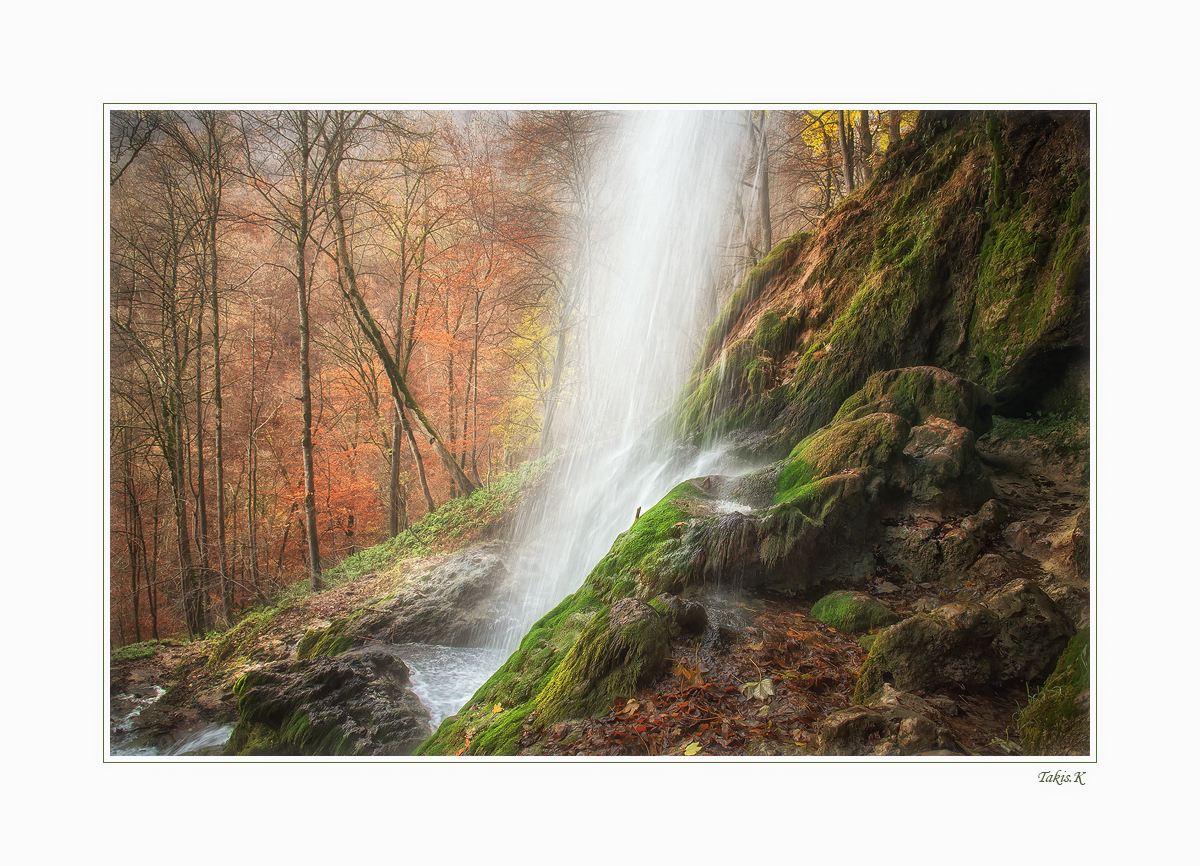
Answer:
484;110;750;654
111;112;757;753
398;112;756;731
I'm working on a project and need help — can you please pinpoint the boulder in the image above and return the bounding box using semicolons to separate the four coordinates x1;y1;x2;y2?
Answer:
355;541;515;647
754;369;997;594
830;366;996;437
854;601;1000;702
651;593;708;638
533;597;672;724
899;417;995;519
983;578;1076;682
854;577;1077;703
810;590;899;633
817;684;954;756
224;647;432;756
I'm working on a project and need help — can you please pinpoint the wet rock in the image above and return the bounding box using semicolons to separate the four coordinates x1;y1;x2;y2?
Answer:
356;541;515;647
982;578;1076;682
652;592;708;637
224;647;432;756
533;597;672;724
810;590;899;633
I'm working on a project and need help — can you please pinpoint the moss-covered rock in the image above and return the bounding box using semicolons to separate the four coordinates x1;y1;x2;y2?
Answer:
810;590;900;633
1017;626;1089;755
534;597;671;724
296;610;369;660
224;648;431;756
854;602;1001;703
831;366;994;436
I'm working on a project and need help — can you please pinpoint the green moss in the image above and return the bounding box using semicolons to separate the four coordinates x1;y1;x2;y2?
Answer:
810;590;899;633
831;367;991;435
776;413;907;504
418;483;710;755
534;601;669;725
1017;627;1089;755
416;585;607;755
205;606;285;672
111;639;182;662
296;610;369;660
588;480;710;598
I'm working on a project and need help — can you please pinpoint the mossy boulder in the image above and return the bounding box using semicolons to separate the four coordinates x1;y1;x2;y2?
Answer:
751;369;995;592
854;578;1077;703
224;647;432;756
810;590;900;633
534;597;671;724
831;366;995;437
854;602;1001;703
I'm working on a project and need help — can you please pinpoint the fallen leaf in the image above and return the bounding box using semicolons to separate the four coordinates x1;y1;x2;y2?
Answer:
739;678;775;700
683;742;702;756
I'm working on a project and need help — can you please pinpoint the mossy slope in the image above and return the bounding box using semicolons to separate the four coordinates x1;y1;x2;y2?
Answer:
675;110;1089;454
417;481;716;756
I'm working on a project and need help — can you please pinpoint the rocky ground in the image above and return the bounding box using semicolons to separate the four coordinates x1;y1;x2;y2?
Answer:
110;419;1089;758
521;427;1088;757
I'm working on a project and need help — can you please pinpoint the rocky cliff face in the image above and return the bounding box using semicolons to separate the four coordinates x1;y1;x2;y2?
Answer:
676;110;1089;457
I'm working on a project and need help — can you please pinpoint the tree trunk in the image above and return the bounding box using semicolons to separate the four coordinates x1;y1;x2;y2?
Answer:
402;404;436;513
324;117;477;498
295;111;322;592
387;409;404;536
859;111;874;184
889;110;902;149
753;111;771;256
838;110;855;196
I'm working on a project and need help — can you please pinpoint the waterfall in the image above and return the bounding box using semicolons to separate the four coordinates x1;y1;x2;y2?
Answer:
487;110;749;651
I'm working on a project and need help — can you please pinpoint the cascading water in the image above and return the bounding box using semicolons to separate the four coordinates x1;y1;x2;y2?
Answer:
484;110;752;653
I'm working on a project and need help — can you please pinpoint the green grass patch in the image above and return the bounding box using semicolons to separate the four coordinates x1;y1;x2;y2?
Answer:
1017;627;1089;755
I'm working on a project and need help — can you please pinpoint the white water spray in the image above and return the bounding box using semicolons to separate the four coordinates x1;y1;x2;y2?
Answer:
487;110;752;651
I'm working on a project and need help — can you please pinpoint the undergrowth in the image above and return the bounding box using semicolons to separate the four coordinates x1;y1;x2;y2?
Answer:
988;410;1088;456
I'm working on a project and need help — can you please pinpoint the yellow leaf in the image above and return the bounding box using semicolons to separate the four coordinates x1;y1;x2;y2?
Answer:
683;742;702;756
492;703;503;713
